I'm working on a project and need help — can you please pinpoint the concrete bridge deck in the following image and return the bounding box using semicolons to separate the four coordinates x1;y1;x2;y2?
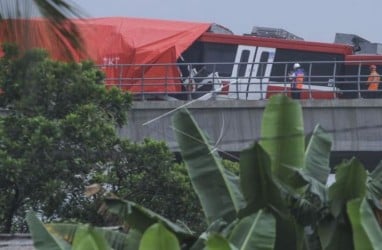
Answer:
119;99;382;157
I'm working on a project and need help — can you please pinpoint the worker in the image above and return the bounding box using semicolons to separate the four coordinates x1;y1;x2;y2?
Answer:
365;64;380;98
290;63;304;99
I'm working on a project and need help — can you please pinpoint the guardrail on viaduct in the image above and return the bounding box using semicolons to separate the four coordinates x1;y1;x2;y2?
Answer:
118;99;382;153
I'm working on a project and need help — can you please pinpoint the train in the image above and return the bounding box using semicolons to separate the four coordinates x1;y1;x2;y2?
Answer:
1;17;382;100
175;25;382;100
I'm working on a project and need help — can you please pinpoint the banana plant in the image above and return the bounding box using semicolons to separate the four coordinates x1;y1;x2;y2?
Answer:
259;94;305;184
171;103;246;225
27;210;184;250
171;95;320;249
321;158;382;250
27;95;382;250
102;197;195;241
26;211;119;250
172;94;382;250
174;94;382;250
138;223;181;250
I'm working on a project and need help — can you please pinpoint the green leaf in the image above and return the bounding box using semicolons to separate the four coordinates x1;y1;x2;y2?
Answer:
347;198;373;250
287;166;328;205
189;219;231;250
26;211;71;250
229;210;276;250
304;124;332;184
72;225;111;250
239;143;287;215
318;219;354;250
273;214;304;250
329;158;367;217
138;223;181;250
206;234;235;250
366;161;382;209
45;223;140;250
172;108;245;224
104;197;194;240
360;199;382;250
259;95;305;186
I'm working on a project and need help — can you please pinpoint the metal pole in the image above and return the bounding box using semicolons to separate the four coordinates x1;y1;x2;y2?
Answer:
283;63;289;97
164;64;168;99
308;62;313;99
141;65;145;101
212;63;216;100
357;63;362;98
118;64;123;89
332;62;337;99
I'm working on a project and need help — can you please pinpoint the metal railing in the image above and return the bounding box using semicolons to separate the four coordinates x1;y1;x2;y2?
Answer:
97;60;382;101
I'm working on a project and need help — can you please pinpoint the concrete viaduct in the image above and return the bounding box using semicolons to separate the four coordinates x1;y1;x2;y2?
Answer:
118;99;382;168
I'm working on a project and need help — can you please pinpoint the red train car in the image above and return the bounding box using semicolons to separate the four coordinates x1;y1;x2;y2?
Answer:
1;17;381;100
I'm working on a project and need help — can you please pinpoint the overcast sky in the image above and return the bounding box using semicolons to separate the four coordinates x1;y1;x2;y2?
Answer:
74;0;381;44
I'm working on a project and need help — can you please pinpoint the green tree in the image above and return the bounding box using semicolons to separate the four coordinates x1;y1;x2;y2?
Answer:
0;44;131;233
0;44;206;234
93;139;205;233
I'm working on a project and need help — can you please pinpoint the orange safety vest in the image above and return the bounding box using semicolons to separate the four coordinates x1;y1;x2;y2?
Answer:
295;72;304;89
367;71;380;91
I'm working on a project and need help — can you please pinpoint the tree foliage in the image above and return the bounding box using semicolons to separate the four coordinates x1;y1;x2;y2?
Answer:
0;43;131;233
0;44;204;234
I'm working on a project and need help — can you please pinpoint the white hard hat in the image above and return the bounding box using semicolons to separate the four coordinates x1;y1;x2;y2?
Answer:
293;63;301;69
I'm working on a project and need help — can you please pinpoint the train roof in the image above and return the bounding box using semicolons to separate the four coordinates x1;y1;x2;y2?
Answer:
0;16;360;63
198;32;354;55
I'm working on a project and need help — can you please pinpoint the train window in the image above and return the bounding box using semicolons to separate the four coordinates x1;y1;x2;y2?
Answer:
256;52;270;78
238;50;250;77
202;42;236;77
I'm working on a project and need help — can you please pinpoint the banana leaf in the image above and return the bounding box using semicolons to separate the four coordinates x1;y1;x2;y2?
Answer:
329;158;367;217
0;0;85;61
278;125;332;207
366;161;382;209
239;143;287;216
239;144;304;249
229;210;276;250
304;124;332;185
103;197;195;240
172;108;245;225
190;218;234;250
347;198;373;250
360;198;382;250
274;213;306;250
45;223;140;250
259;95;305;187
206;234;236;250
318;159;369;250
138;223;181;250
26;211;71;250
72;225;111;250
318;218;354;250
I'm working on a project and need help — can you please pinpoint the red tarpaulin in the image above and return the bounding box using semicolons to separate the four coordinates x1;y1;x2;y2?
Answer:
0;17;212;93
